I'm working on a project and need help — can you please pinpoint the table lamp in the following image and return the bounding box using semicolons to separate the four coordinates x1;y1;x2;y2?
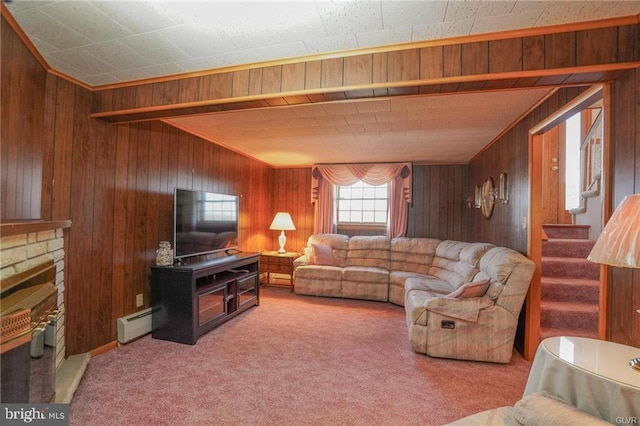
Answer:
269;212;296;253
587;193;640;370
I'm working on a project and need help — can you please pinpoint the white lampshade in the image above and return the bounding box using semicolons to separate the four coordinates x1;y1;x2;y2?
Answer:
269;212;296;231
587;194;640;268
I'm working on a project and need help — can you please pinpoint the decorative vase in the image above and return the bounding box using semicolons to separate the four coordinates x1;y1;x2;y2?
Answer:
156;241;173;266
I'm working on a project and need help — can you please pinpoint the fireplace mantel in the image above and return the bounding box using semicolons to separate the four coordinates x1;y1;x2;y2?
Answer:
1;220;71;237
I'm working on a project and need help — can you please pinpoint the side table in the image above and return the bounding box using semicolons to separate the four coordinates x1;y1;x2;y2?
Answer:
524;336;640;423
260;251;297;292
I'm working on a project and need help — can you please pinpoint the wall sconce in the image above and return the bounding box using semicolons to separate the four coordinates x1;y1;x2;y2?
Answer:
467;185;482;209
496;172;509;204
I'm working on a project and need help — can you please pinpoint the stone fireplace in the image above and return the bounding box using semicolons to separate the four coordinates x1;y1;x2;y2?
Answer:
1;220;71;402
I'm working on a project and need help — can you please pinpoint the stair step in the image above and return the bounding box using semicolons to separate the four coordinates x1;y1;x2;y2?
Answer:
541;277;600;304
542;224;590;240
539;327;599;342
540;301;598;332
542;257;600;280
542;238;595;258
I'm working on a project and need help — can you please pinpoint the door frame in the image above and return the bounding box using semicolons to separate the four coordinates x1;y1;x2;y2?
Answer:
524;84;610;360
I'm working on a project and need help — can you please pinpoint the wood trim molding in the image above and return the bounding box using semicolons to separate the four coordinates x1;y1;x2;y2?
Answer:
530;84;605;134
0;220;72;237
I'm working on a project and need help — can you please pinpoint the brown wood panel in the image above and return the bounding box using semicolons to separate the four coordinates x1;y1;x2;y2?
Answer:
443;44;462;77
304;60;322;90
462;41;489;75
490;38;523;73
321;58;344;88
1;15;46;220
387;49;420;82
544;32;576;69
618;25;639;63
232;69;250;97
50;80;76;221
406;165;469;242
282;62;306;92
249;68;264;96
344;54;373;86
420;46;443;79
577;27;618;66
178;77;200;104
200;72;233;100
152;79;179;106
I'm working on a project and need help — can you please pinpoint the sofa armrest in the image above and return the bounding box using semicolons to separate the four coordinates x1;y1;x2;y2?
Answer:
424;297;494;322
293;255;308;269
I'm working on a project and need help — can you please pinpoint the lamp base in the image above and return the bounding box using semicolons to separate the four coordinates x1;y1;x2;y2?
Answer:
277;230;287;253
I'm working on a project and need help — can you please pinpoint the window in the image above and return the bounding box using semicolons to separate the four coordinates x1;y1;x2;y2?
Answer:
337;181;388;225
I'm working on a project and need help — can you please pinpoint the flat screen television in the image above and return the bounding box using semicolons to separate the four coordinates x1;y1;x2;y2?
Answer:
173;188;239;259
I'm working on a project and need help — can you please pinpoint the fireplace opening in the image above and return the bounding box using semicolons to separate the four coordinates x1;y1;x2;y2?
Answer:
1;260;59;403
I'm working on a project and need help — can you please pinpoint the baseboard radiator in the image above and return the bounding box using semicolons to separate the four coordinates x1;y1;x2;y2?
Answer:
117;308;152;344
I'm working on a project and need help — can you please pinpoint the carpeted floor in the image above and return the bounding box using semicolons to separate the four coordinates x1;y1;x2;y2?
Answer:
70;286;532;425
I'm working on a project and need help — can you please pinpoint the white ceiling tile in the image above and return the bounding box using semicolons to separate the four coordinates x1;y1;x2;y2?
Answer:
381;0;447;28
92;1;179;33
120;32;190;65
356;27;413;49
316;1;383;36
81;40;154;71
45;48;118;75
4;1;53;14
412;18;475;41
12;8;93;50
304;35;359;55
38;1;133;43
471;10;542;35
138;62;189;79
444;1;516;21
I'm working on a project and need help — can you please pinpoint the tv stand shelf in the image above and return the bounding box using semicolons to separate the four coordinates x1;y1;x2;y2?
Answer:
151;252;260;345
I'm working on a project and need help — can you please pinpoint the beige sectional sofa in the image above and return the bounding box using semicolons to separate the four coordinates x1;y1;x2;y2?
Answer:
293;234;536;363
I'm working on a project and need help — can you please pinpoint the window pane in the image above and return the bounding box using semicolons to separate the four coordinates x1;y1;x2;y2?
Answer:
350;211;362;222
363;187;375;198
375;199;388;210
374;211;387;223
336;181;389;225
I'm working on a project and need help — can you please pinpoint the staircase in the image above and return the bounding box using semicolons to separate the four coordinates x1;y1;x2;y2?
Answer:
540;224;600;341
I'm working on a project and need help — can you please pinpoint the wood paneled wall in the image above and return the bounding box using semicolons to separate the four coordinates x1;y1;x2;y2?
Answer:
468;87;586;253
3;16;276;354
1;16;46;220
406;165;470;242
609;68;640;347
271;168;314;255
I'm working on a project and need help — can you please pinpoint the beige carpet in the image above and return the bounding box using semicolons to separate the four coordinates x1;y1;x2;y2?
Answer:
70;286;531;425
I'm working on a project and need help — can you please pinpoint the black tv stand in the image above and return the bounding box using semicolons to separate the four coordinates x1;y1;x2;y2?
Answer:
150;252;260;344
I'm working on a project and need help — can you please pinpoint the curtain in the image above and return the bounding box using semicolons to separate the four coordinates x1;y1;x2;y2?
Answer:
311;163;412;238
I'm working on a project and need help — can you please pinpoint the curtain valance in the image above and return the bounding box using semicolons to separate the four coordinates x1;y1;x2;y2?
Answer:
311;163;412;204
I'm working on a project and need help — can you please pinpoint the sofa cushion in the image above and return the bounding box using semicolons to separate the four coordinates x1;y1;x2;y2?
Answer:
446;279;491;298
307;234;349;267
428;241;493;288
346;236;390;269
390;237;440;275
342;266;389;284
513;392;610;426
293;265;343;281
424;296;494;322
310;243;337;266
405;276;455;296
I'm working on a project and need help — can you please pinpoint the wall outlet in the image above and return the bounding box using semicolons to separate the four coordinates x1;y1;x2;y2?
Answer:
136;293;143;307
